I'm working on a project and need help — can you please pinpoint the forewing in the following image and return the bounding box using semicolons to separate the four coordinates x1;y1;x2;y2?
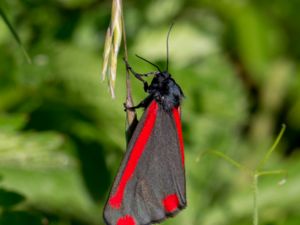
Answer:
104;101;186;225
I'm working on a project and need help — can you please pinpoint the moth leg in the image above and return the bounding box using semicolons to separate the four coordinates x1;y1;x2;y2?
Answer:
123;58;157;91
124;95;153;111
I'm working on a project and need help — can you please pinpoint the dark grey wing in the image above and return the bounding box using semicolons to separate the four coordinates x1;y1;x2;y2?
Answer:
104;101;186;225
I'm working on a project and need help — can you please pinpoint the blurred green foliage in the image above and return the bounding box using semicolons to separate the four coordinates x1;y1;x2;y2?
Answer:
0;0;300;225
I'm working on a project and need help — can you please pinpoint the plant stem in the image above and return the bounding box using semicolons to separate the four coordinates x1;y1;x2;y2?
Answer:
257;124;286;170
0;8;31;63
257;169;287;178
253;174;258;225
120;1;137;143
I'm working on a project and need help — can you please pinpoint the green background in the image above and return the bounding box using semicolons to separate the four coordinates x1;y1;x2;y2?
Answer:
0;0;300;224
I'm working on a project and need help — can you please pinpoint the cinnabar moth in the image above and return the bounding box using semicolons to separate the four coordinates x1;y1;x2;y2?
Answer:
103;25;186;225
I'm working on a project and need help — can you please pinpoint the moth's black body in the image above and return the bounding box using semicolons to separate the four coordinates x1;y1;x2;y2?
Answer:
147;72;184;111
124;61;184;112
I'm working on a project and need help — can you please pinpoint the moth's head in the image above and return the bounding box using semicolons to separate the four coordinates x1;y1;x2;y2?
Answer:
155;71;171;82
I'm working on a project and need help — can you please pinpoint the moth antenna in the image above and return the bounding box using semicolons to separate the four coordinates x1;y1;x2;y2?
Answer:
166;23;175;72
135;54;162;72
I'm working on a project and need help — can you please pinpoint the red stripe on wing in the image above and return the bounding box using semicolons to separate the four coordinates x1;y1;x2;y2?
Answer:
109;101;159;208
162;194;179;213
172;107;184;166
116;215;136;225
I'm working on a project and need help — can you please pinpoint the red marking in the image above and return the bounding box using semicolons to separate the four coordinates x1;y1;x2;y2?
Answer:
172;107;184;166
117;215;135;225
109;101;158;208
162;194;179;213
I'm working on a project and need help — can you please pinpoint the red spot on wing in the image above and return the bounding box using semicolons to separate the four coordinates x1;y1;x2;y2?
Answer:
117;215;136;225
172;107;184;166
109;101;158;208
162;194;179;213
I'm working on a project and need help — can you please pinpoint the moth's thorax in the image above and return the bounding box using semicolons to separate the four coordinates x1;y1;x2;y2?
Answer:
148;71;184;112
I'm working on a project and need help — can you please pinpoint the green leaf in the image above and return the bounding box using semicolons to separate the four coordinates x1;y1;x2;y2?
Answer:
0;114;27;132
0;211;42;225
0;188;25;208
0;131;76;169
